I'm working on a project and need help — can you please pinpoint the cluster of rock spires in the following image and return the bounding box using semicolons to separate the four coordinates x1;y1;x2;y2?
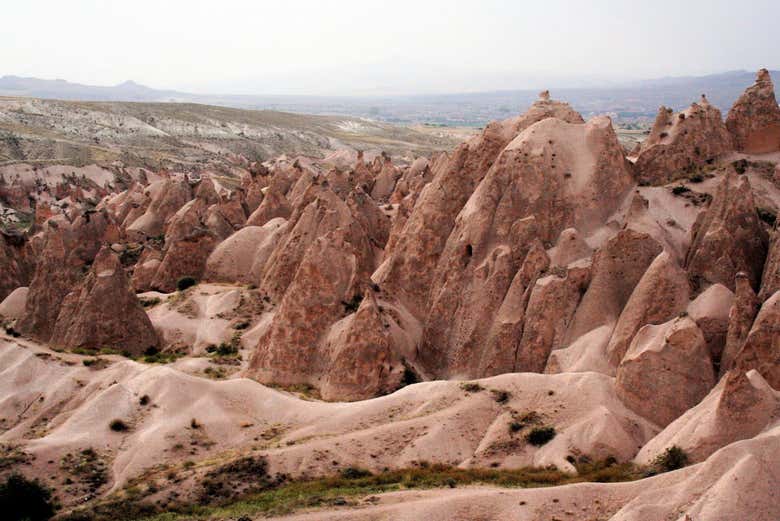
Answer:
1;69;779;429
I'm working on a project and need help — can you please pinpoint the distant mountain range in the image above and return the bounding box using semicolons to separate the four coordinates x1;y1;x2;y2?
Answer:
1;70;778;126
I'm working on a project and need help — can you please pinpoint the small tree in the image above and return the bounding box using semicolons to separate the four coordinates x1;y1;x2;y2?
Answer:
0;473;55;521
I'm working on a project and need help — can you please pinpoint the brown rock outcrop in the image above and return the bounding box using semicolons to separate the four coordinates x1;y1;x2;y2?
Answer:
419;115;633;378
726;69;780;153
616;316;716;427
685;171;767;293
633;98;733;185
514;263;591;372
369;154;401;201
18;210;119;341
147;179;243;292
686;283;734;362
731;291;780;389
759;227;780;302
719;272;761;375
376;94;584;319
636;369;779;464
248;227;374;387
320;290;405;401
478;240;550;376
126;177;192;237
567;230;663;342
606;251;690;367
50;246;158;354
0;230;32;302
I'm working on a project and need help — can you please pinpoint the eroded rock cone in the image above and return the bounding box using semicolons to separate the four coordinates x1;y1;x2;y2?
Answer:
566;230;663;343
616;316;715;427
51;246;158;354
126;177;192;238
719;272;761;375
204;218;288;286
149;179;242;292
376;95;584;320
320;290;405;401
478;240;550;376
0;230;32;302
685;171;767;293
759;227;780;302
248;227;374;387
419;116;633;378
726;69;780;153
731;291;780;389
18;210;119;341
636;369;779;464
686;283;734;362
606;250;690;368
514;263;591;373
633;98;732;185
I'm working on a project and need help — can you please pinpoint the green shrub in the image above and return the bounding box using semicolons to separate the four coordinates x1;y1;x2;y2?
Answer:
460;382;484;393
526;426;556;446
653;446;689;472
341;294;363;313
671;185;690;195
0;473;54;521
176;276;197;291
339;467;372;479
491;390;511;404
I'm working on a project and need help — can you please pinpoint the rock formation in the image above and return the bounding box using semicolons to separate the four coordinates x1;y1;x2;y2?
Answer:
616;316;715;427
726;69;780;153
50;246;158;354
720;272;761;375
634;97;733;184
731;291;780;388
685;171;767;293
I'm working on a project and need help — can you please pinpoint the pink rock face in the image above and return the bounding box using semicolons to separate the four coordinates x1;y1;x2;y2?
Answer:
18;210;119;341
616;316;715;427
248;227;374;387
726;69;780;154
126;177;192;238
369;154;401;202
419;116;633;379
759;229;780;302
320;290;405;401
567;230;663;343
732;291;780;389
685;171;768;293
50;247;158;355
633;98;733;185
376;96;584;320
0;231;32;302
606;251;691;368
514;264;590;373
246;182;291;227
147;179;246;292
719;272;761;376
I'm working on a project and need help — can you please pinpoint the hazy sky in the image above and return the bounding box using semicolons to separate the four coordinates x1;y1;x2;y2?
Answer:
3;0;778;95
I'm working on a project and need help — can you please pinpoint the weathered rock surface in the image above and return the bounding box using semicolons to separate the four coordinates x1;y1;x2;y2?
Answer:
731;290;780;389
634;97;733;184
0;230;32;302
376;94;584;319
420;115;633;378
50;247;158;354
759;227;780;301
204;218;288;285
726;69;780;153
616;316;715;427
18;210;119;341
636;369;779;464
0;286;28;320
685;171;767;293
606;251;690;367
320;290;405;401
720;272;761;375
567;230;663;342
126;177;192;237
686;283;734;362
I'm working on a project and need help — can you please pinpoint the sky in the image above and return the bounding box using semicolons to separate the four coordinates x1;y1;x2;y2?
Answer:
3;0;779;96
